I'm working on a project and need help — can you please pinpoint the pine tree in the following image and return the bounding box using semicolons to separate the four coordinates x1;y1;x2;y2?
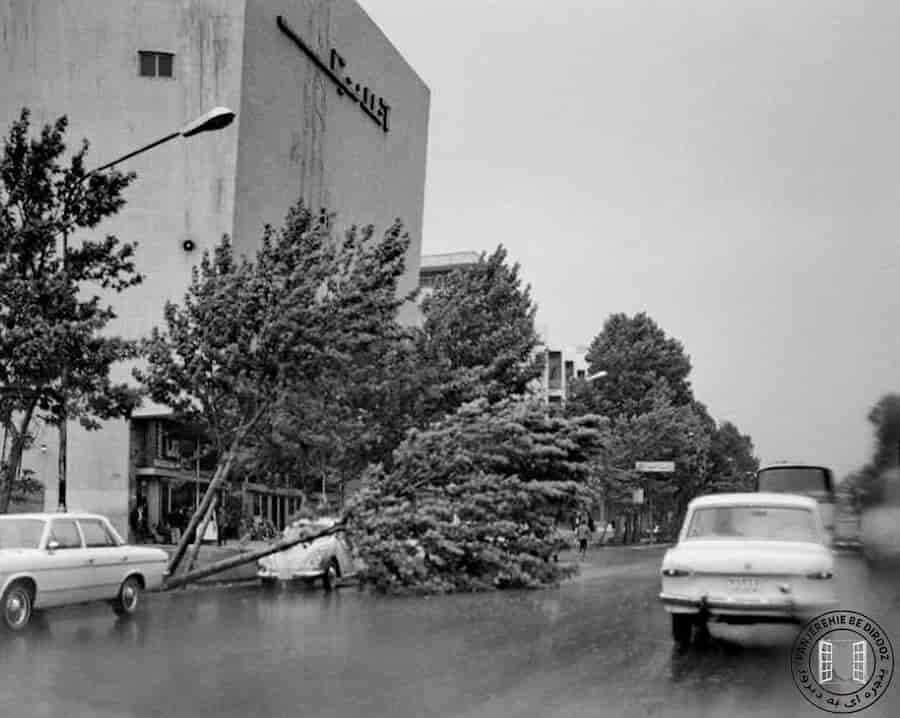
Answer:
346;397;610;594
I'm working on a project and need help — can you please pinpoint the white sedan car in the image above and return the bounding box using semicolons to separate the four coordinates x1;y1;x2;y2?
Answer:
0;512;169;632
257;517;357;591
659;493;838;645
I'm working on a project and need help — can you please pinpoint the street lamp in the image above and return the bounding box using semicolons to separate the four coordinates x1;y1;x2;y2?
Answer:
587;370;608;382
56;106;236;513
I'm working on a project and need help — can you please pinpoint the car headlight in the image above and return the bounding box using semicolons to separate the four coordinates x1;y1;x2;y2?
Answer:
662;567;692;577
806;570;833;580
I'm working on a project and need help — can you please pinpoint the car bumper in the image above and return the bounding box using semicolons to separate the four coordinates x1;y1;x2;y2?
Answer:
659;592;839;621
257;567;324;580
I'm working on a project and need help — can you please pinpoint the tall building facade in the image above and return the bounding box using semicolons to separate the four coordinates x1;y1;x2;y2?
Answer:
1;0;430;536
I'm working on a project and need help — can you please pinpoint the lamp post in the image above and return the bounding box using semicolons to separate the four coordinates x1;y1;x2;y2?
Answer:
56;106;236;513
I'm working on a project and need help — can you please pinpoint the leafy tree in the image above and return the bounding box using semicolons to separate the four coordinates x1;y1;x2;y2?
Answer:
580;312;693;419
416;245;541;422
706;420;759;492
242;221;423;505
598;392;713;539
137;202;416;569
345;397;610;594
844;394;900;507
0;108;141;512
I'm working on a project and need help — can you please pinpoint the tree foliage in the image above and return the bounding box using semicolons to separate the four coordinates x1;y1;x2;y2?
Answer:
567;313;759;534
844;394;900;506
581;312;693;419
345;398;610;595
416;246;542;422
0;108;141;511
137;202;418;500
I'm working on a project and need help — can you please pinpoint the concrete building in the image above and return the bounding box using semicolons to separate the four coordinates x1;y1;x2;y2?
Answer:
533;343;590;405
1;0;430;537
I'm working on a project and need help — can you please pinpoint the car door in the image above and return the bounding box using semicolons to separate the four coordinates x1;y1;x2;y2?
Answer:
40;518;93;607
78;518;126;600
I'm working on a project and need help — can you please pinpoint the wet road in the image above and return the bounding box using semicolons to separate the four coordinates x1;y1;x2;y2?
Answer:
2;546;898;718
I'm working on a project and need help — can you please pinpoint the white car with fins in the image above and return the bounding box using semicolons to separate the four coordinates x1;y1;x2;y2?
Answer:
659;492;838;645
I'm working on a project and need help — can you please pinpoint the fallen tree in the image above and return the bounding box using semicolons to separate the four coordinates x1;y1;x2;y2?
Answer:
344;397;610;595
162;521;345;590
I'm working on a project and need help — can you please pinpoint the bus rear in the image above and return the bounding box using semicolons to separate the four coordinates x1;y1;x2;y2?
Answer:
755;464;836;536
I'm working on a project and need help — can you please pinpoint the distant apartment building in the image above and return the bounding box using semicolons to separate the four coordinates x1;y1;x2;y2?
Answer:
534;344;590;404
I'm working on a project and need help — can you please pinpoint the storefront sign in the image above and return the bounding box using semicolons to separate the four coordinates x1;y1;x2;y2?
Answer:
277;15;391;133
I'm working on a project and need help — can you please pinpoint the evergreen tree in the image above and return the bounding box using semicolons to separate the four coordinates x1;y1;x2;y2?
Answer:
346;397;610;594
416;245;541;423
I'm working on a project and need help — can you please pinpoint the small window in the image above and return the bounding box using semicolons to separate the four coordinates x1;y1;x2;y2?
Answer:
138;51;175;78
49;519;82;549
79;519;117;548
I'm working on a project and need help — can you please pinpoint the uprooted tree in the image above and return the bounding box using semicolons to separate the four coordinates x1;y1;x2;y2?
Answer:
344;397;611;595
136;201;416;577
0;108;142;513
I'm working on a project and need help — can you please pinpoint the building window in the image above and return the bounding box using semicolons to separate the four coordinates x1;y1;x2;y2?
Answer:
139;51;174;78
547;351;563;391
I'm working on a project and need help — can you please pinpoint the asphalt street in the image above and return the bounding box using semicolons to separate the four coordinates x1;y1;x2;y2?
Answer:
1;546;898;718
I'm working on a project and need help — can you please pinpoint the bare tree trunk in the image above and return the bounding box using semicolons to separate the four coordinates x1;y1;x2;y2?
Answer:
185;495;218;574
0;400;37;513
167;404;268;576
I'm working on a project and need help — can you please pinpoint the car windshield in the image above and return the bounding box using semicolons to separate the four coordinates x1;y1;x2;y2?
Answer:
0;518;46;549
685;506;819;542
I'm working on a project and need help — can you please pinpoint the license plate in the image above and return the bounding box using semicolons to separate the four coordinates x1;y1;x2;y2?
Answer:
728;577;760;593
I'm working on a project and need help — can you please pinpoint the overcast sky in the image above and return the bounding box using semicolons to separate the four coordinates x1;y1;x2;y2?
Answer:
360;0;900;479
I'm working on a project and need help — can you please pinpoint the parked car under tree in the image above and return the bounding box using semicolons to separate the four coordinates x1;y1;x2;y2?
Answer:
0;512;169;632
659;493;838;646
257;517;358;591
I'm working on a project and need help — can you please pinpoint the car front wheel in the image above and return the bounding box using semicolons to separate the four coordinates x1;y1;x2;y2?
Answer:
2;581;33;632
671;614;693;646
113;576;142;617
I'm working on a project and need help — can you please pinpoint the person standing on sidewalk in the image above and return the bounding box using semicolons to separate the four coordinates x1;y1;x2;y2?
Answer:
575;517;590;560
216;501;227;547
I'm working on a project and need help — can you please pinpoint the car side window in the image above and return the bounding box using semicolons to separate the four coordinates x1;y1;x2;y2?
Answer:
79;519;117;548
48;519;83;549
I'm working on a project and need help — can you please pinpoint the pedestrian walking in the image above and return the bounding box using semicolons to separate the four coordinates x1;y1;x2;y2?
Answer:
575;518;590;560
216;505;225;546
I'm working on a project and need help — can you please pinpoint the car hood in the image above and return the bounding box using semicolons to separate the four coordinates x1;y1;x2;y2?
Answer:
663;539;833;574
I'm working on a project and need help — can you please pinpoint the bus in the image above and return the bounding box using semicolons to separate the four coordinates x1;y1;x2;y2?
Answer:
754;463;836;536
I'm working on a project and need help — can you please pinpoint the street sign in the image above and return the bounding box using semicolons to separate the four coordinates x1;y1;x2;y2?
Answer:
635;461;675;473
632;488;645;504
